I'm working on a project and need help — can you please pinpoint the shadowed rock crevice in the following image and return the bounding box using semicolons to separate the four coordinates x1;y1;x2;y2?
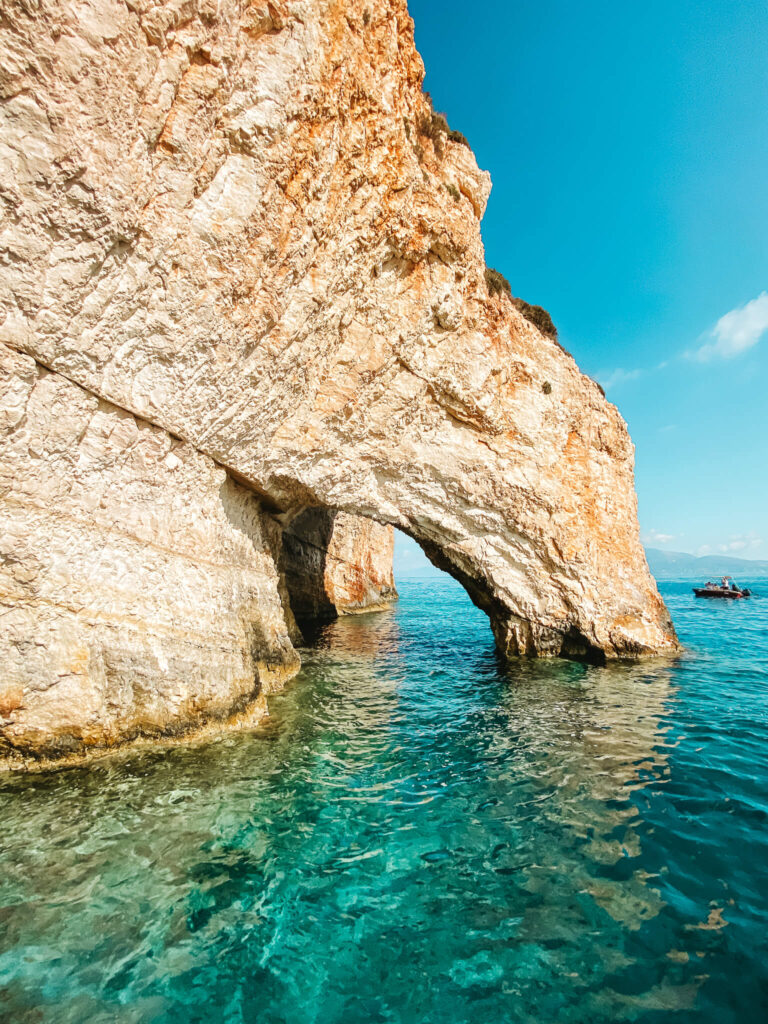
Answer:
280;508;339;623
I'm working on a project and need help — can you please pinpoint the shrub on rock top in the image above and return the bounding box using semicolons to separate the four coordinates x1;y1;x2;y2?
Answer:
484;268;558;341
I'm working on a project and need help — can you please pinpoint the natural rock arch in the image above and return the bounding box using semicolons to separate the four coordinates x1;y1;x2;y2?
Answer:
0;0;677;762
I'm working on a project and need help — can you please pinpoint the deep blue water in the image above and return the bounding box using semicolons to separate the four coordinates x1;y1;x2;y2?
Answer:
1;577;768;1023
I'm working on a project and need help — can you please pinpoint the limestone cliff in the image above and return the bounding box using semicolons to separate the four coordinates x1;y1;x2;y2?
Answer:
0;0;677;761
0;344;299;762
0;342;393;763
325;513;397;614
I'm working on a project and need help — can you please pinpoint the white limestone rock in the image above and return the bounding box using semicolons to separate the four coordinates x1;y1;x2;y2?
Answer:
0;344;299;763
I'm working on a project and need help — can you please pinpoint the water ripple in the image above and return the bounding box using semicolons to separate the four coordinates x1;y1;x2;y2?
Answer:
1;578;768;1022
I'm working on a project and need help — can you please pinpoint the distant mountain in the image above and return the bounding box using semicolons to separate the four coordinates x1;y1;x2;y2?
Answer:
645;547;768;579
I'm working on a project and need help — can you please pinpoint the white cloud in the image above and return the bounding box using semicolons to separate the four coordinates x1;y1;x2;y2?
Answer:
697;544;712;556
596;367;643;390
644;529;676;545
695;291;768;360
595;296;767;385
717;533;763;553
596;359;673;392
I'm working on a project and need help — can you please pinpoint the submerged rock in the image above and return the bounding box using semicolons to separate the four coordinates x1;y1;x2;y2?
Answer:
0;0;677;762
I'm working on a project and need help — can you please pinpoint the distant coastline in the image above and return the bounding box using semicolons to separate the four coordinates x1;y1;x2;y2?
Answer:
396;541;768;582
645;546;768;579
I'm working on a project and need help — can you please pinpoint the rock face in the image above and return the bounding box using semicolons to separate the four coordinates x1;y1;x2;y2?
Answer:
281;508;397;621
0;0;677;760
324;513;397;614
0;344;300;762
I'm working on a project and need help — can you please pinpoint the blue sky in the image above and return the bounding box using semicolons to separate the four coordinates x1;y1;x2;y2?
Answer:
396;0;768;576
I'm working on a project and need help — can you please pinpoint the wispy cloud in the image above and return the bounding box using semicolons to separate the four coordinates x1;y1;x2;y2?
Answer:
717;533;763;554
595;367;643;390
598;292;768;388
695;291;768;361
596;359;673;392
643;528;676;546
693;537;763;557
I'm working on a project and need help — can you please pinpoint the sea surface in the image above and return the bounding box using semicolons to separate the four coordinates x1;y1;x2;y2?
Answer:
1;577;767;1023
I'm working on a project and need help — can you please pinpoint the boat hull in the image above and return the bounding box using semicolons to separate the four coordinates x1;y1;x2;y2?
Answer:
693;589;749;599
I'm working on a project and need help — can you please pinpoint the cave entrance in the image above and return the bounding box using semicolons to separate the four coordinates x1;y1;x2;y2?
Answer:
278;509;496;653
392;530;445;585
276;503;636;665
279;507;399;630
390;528;499;648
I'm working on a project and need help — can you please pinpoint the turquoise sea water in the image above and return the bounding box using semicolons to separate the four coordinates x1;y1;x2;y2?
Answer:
1;577;768;1023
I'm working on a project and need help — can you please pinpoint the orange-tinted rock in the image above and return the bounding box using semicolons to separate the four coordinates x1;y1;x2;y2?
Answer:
326;513;398;615
280;509;397;622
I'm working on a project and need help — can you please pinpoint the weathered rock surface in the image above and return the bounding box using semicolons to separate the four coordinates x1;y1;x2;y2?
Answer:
0;0;678;762
281;508;397;621
325;513;397;614
0;343;299;763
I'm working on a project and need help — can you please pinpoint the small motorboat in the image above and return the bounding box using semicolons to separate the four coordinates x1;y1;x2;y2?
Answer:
693;576;751;599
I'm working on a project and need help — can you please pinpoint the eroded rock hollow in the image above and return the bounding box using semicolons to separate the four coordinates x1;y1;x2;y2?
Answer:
281;508;397;622
0;0;677;762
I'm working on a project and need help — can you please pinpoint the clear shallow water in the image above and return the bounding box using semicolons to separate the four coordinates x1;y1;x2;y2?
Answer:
2;579;768;1023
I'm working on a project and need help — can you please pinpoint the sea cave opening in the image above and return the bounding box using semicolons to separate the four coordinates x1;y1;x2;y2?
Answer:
277;508;497;658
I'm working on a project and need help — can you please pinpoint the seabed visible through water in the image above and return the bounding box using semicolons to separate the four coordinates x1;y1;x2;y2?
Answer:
1;577;767;1023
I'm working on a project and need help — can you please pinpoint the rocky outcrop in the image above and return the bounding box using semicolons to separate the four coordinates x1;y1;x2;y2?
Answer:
0;343;299;763
0;0;677;760
281;508;397;621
